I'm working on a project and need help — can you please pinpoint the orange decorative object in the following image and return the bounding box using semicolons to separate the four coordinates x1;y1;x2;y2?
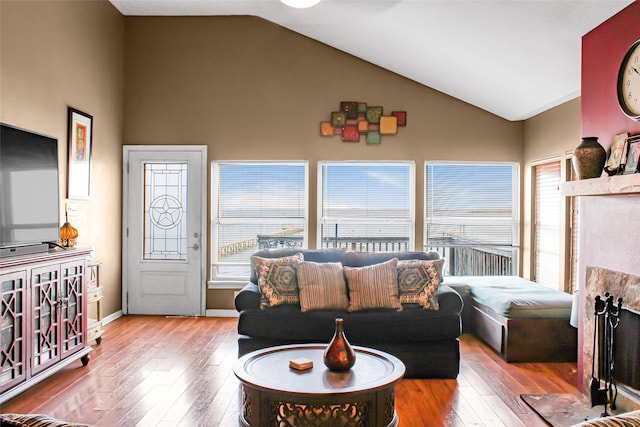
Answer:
379;116;398;135
320;121;335;136
60;215;78;247
357;120;368;133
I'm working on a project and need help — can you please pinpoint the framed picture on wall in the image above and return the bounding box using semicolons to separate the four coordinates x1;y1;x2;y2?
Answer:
67;107;93;200
623;135;640;174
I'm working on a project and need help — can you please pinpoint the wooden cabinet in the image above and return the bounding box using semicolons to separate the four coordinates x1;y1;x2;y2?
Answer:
0;248;92;404
0;270;27;394
86;259;103;344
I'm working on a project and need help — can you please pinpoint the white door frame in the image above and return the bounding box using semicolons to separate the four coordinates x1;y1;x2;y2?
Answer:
122;145;207;315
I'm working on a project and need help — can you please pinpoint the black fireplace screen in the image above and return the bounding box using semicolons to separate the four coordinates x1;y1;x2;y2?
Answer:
613;309;640;390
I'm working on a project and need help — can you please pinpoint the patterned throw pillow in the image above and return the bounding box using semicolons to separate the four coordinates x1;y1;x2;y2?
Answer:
397;258;444;310
344;258;402;312
297;261;348;312
251;253;303;309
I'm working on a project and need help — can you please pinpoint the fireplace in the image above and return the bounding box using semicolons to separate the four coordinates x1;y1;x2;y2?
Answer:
565;187;640;414
616;309;640;391
583;267;640;410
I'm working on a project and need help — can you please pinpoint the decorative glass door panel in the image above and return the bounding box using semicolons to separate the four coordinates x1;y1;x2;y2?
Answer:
0;271;27;393
31;265;60;375
144;163;188;260
60;261;85;357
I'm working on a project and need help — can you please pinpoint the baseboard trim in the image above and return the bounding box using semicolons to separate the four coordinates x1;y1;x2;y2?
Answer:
101;309;237;320
103;310;123;325
206;309;238;318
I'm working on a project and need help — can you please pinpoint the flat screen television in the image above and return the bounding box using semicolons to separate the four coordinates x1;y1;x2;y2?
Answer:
1;123;60;257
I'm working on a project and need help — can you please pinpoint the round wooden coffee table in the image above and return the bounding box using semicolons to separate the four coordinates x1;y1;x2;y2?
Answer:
234;344;405;427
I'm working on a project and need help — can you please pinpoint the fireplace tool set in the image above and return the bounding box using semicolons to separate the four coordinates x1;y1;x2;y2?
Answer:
590;293;623;416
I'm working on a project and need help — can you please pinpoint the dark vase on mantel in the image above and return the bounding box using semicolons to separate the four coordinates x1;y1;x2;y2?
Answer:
323;318;356;371
572;136;606;180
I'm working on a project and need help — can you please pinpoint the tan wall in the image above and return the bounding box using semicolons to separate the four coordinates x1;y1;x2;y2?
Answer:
123;16;524;310
1;7;532;314
1;1;125;317
522;98;581;284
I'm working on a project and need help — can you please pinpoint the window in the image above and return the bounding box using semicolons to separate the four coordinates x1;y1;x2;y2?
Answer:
211;161;308;282
533;160;561;289
318;161;414;252
568;157;580;294
425;162;519;276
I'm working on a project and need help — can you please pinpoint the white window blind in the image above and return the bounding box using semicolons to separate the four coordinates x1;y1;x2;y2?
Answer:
318;162;414;252
211;161;308;280
568;159;580;294
534;160;561;289
425;162;519;275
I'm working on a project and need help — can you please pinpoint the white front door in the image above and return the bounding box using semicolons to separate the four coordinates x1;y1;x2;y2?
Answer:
122;146;206;315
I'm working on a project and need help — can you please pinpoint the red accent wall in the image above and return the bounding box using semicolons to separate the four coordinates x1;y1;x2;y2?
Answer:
581;1;640;147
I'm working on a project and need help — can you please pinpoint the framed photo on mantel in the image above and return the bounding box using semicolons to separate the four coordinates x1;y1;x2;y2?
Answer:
67;107;93;200
623;135;640;174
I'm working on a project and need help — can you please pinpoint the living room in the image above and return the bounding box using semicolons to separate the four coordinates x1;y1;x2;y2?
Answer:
1;0;639;426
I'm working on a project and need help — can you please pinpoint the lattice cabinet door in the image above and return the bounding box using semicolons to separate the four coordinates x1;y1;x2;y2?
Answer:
0;249;92;404
30;264;61;376
60;260;86;358
1;271;27;393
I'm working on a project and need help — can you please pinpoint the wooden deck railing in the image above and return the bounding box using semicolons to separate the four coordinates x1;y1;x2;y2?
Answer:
322;237;410;252
257;235;304;249
220;228;305;256
224;232;514;276
427;238;514;276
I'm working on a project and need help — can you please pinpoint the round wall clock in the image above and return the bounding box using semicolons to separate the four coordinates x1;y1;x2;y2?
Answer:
617;38;640;121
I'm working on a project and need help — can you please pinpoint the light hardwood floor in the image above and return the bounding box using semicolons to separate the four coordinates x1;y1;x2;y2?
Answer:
1;315;579;426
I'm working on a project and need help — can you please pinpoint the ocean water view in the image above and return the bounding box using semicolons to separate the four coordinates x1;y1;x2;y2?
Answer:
214;209;515;278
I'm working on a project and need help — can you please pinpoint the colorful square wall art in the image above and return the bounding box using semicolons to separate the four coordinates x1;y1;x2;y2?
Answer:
391;111;407;126
342;125;360;142
320;102;406;144
320;121;335;136
367;130;381;145
331;111;346;128
341;101;359;119
380;116;398;135
366;106;383;124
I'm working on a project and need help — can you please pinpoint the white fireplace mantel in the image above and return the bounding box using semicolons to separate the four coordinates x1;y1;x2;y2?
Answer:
561;173;640;197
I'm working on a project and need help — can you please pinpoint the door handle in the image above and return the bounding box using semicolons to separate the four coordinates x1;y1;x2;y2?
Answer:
189;232;201;250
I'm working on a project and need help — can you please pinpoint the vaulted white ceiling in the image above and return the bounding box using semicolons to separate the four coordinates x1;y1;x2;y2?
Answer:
109;0;635;121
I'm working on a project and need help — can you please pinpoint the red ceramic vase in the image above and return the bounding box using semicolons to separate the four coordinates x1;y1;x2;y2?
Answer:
323;318;356;371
